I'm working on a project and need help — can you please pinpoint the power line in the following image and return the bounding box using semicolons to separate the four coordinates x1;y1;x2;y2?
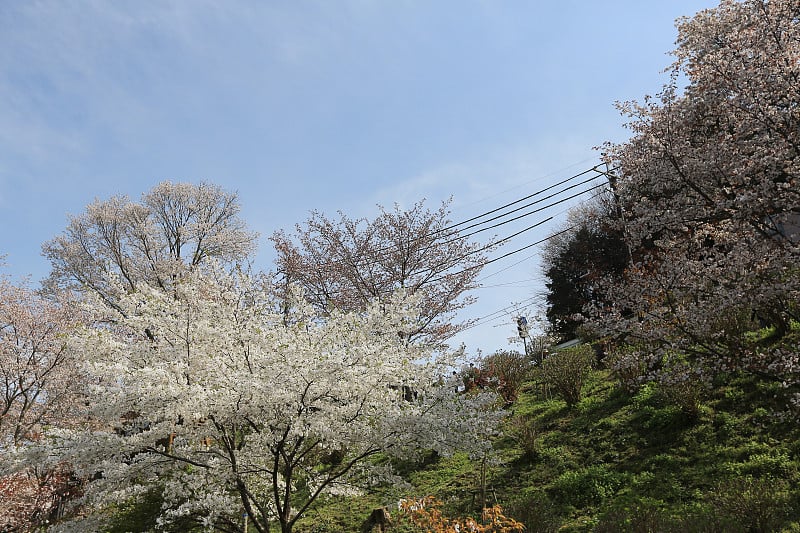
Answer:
290;180;607;292
449;174;604;236
350;166;609;267
418;182;608;282
443;182;606;244
460;296;540;332
456;185;615;341
453;156;600;211
278;169;612;345
447;165;605;233
277;162;612;271
275;164;614;320
427;223;581;285
475;279;539;289
476;187;609;283
419;216;555;280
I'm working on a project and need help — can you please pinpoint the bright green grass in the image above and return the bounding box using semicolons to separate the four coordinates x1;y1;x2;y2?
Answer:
342;362;800;532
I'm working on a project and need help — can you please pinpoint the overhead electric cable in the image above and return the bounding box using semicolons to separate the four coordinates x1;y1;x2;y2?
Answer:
445;165;603;232
441;182;606;245
277;163;615;280
454;156;600;210
338;181;608;283
345;166;611;268
289;163;613;270
449;174;603;236
460;295;541;332
476;279;539;289
416;182;608;279
475;188;608;282
427;224;581;285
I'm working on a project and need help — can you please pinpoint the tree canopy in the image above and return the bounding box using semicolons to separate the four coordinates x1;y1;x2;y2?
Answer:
43;181;258;311
593;0;800;386
0;274;85;449
39;269;500;533
0;272;87;531
541;192;628;342
272;200;489;346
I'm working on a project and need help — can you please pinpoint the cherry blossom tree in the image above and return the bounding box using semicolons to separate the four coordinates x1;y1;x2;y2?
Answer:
271;200;489;346
593;0;800;387
0;273;86;530
46;269;500;533
42;181;258;312
0;466;81;532
0;275;85;448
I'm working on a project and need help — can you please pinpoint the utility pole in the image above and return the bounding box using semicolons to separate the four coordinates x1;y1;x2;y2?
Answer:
600;161;633;262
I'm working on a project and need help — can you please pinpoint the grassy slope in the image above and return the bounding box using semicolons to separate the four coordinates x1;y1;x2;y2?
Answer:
299;363;800;532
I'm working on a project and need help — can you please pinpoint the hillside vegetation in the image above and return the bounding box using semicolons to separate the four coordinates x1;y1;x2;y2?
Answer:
276;333;800;533
4;1;800;530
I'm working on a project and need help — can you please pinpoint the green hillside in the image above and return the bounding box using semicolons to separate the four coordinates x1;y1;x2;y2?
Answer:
281;341;800;532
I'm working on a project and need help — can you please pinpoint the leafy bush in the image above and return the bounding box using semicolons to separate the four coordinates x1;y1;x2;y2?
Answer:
631;381;659;409
576;394;603;414
638;404;684;431
481;350;532;405
713;411;737;439
536;445;575;471
724;450;798;479
548;464;626;508
538;345;593;406
632;380;700;432
395;496;525;532
656;357;705;419
505;490;561;533
706;476;793;532
594;497;673;533
629;470;687;503
605;346;647;394
508;414;538;458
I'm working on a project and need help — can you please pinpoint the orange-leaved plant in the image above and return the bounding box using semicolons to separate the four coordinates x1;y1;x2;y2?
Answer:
397;496;525;532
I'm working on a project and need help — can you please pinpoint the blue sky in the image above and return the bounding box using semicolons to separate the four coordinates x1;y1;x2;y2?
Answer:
0;0;717;355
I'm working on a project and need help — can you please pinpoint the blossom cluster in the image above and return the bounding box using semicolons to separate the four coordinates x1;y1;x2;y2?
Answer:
36;268;500;531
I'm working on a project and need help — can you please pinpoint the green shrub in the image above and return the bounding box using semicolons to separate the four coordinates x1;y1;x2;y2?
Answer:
509;414;538;458
548;464;626;508
752;406;770;425
505;490;561;533
576;394;603;414
630;470;686;502
657;359;705;419
594;496;674;533
666;501;730;532
659;377;703;419
537;444;575;471
605;346;647;393
482;350;533;405
707;476;793;532
632;380;700;435
724;450;797;478
539;345;593;406
639;404;684;431
713;411;737;439
631;381;659;407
